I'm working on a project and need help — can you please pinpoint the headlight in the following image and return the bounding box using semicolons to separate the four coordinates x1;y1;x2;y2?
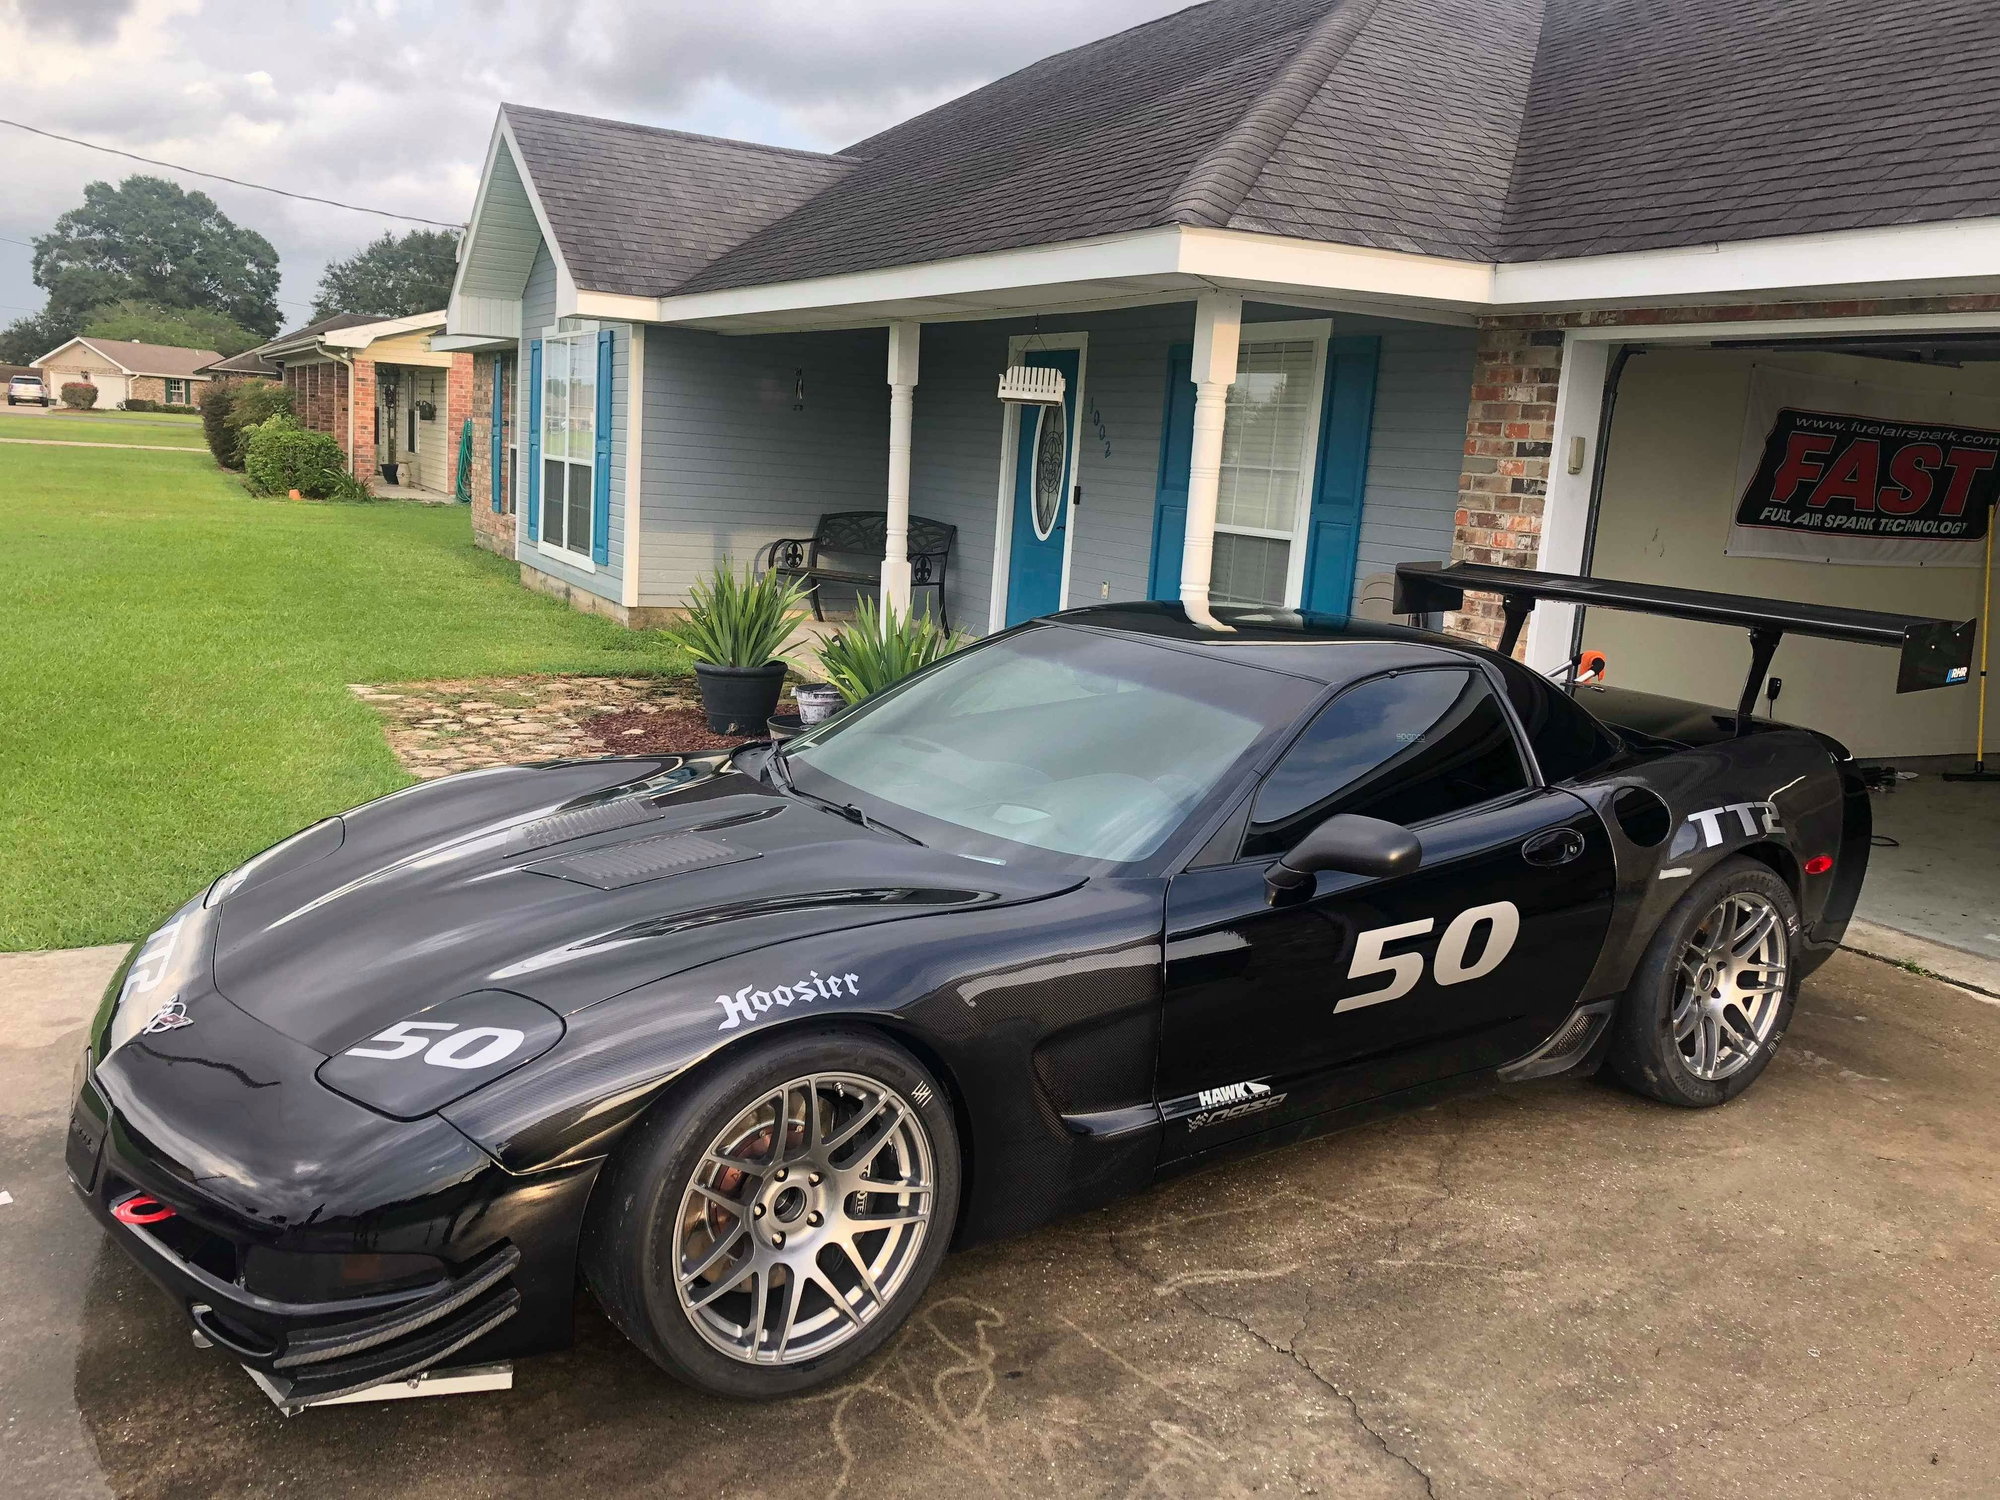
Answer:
317;990;564;1120
204;817;344;908
105;898;215;1056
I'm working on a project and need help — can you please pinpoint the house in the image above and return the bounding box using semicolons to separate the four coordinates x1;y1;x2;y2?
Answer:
442;0;2000;767
33;337;222;407
246;312;473;494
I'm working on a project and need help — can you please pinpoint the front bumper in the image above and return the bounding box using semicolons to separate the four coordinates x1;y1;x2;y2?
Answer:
67;1057;591;1405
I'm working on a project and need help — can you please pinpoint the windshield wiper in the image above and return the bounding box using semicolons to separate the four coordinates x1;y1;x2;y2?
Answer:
763;742;923;845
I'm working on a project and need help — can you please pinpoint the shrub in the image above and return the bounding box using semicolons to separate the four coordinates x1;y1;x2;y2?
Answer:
815;599;967;703
659;565;810;668
242;415;368;500
224;380;294;466
198;382;237;466
60;382;98;410
122;399;200;415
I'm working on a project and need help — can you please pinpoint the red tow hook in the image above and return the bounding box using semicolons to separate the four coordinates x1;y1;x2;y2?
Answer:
112;1193;177;1226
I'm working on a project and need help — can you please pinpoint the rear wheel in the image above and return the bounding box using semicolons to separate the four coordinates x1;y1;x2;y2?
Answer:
1608;857;1799;1107
582;1028;959;1398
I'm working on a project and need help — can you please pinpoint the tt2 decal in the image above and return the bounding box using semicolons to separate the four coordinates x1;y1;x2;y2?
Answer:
715;969;862;1031
1187;1079;1287;1130
1670;800;1784;858
1337;901;1521;1013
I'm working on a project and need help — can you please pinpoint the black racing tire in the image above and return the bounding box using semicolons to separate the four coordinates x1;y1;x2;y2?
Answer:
581;1026;960;1399
1607;856;1802;1108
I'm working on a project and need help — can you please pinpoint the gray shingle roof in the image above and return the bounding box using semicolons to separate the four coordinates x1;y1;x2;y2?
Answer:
502;105;858;297
516;0;2000;298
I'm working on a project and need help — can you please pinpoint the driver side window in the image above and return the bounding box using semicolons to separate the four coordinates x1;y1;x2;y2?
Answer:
1242;670;1529;859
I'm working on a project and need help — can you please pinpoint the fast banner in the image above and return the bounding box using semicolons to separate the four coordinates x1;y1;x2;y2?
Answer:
1727;366;1999;566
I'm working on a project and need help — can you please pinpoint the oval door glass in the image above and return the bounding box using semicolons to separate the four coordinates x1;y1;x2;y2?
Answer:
1032;406;1066;540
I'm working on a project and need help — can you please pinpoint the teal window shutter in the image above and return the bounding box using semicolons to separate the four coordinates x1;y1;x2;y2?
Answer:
525;339;542;543
1147;343;1195;600
489;355;506;513
591;328;613;566
1300;335;1380;614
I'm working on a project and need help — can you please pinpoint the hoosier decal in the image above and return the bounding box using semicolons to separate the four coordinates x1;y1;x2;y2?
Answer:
714;969;861;1031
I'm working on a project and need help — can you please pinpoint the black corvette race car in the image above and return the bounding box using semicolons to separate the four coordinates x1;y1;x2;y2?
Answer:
67;562;1973;1406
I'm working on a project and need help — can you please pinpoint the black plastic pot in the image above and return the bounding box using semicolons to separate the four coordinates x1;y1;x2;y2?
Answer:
380;462;400;486
694;661;787;734
767;713;803;742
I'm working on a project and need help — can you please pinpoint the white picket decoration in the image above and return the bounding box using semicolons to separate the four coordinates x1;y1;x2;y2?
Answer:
996;364;1066;405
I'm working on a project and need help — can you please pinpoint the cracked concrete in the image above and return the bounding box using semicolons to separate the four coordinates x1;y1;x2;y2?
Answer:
3;947;1997;1499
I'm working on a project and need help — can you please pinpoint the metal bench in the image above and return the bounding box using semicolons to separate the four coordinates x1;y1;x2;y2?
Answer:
759;511;957;628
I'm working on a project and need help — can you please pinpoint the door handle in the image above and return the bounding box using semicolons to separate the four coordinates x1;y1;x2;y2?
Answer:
1521;828;1585;867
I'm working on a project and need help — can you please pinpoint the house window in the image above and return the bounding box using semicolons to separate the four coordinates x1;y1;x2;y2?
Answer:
539;332;595;557
1211;333;1327;608
163;379;190;404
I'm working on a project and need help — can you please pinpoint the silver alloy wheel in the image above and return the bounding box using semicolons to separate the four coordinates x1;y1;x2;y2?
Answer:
1671;891;1790;1081
672;1072;934;1366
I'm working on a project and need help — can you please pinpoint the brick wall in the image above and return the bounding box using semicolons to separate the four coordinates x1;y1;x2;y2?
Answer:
125;375;167;405
468;351;516;556
350;358;377;484
1448;291;2000;647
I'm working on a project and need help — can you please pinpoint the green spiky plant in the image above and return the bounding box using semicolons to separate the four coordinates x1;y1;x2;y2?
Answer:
816;599;968;703
660;564;810;667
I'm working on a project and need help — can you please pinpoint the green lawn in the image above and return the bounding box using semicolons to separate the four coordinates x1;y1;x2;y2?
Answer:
0;443;677;949
0;411;209;448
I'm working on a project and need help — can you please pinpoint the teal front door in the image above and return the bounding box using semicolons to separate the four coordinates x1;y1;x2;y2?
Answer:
1003;348;1080;626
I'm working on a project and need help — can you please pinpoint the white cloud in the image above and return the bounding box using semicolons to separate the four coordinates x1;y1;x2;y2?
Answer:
0;0;1187;326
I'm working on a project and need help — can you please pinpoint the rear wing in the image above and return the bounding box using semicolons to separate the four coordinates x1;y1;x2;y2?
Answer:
1395;561;1976;733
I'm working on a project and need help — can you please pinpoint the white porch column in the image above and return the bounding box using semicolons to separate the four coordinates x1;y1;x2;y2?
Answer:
1180;291;1242;630
1524;335;1613;672
881;320;921;615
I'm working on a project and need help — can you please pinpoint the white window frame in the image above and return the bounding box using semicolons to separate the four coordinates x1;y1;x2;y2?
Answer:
1211;317;1331;610
987;331;1089;634
535;327;598;569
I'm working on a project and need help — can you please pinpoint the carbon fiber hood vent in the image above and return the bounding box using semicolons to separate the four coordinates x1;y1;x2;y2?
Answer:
522;831;758;890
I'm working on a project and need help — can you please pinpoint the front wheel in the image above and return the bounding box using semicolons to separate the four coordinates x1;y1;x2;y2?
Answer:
1607;857;1800;1107
582;1028;959;1398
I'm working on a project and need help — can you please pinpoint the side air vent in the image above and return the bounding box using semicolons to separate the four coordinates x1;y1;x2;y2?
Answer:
510;798;664;853
524;832;758;890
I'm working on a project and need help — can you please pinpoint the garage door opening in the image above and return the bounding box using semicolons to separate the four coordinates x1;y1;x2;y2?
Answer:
1578;333;1999;971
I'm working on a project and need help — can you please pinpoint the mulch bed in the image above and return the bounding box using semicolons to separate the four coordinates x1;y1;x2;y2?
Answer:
580;704;756;755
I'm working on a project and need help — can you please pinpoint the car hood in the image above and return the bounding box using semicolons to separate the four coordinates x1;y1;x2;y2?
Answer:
210;753;1078;1057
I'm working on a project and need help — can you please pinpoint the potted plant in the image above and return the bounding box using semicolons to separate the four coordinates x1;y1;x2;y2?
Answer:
663;565;810;733
815;599;967;704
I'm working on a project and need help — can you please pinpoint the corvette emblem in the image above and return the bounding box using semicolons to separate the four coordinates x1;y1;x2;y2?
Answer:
141;998;192;1034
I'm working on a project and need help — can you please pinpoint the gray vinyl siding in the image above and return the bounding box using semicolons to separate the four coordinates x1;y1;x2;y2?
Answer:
628;302;1472;632
638;327;889;604
1347;323;1477;605
515;241;625;603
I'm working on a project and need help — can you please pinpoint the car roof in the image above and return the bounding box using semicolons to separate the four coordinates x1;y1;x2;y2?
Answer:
1045;601;1487;686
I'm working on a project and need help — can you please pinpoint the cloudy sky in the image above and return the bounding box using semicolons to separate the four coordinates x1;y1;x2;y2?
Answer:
0;0;1188;335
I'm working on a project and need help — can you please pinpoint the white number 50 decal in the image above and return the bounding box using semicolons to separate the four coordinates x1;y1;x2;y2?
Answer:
1336;901;1521;1013
345;1020;526;1070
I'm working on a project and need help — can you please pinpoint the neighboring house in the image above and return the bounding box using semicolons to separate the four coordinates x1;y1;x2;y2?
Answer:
194;346;281;384
33;337;222;407
445;0;2000;759
247;312;473;493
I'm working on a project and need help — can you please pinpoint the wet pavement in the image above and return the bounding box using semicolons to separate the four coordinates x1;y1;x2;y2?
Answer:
4;945;1996;1499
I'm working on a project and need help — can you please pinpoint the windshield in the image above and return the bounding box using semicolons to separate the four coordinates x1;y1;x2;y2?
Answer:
784;626;1319;868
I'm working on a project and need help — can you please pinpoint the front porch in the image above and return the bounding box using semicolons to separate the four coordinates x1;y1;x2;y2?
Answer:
495;293;1478;640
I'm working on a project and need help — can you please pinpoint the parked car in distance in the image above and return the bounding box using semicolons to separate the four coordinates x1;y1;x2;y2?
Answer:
7;374;49;406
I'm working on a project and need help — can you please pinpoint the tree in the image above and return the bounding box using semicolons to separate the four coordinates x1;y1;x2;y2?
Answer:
0;305;80;365
31;175;281;337
83;299;260;356
311;229;460;320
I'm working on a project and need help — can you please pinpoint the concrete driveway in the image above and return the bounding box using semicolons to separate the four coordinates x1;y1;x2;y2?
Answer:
5;946;1995;1500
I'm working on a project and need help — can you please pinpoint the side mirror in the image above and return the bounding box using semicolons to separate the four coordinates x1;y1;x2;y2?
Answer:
1265;814;1422;903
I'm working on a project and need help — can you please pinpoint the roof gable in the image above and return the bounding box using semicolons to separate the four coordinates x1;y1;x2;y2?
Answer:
500;105;857;297
39;337;223;377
